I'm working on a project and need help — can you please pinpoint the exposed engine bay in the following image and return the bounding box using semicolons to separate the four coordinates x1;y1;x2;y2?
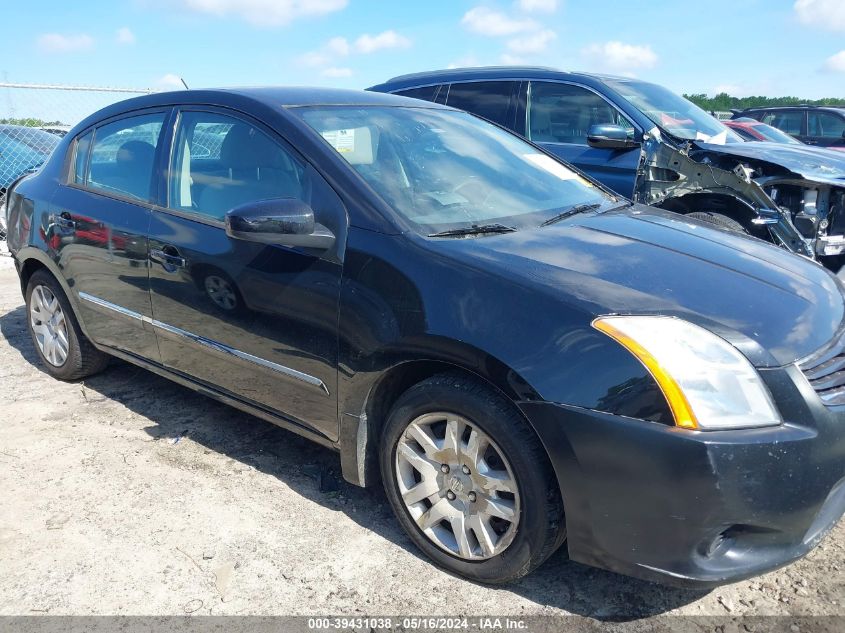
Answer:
632;128;845;265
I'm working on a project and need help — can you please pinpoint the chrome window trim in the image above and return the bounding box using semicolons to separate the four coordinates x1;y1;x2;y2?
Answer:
78;292;329;395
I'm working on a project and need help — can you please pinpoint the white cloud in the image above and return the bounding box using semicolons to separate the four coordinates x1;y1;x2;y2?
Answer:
299;51;332;67
321;67;353;78
116;27;136;45
156;73;185;90
823;50;845;72
500;53;528;65
326;36;350;56
461;6;538;36
518;0;558;13
36;33;94;53
795;0;845;32
507;29;556;54
581;41;658;72
179;0;348;26
354;30;411;54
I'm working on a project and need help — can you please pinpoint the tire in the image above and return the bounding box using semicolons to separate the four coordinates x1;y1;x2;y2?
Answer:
685;211;748;234
25;269;110;380
380;372;564;584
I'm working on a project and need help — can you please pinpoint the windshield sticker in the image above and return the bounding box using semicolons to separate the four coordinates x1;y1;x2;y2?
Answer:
321;128;356;153
523;153;594;187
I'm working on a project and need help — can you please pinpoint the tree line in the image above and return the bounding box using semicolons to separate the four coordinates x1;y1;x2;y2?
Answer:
685;93;845;112
1;117;66;127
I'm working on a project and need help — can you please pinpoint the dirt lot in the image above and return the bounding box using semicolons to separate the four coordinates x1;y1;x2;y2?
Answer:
0;247;843;623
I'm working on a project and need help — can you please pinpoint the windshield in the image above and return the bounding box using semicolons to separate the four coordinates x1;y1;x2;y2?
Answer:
0;126;61;154
603;78;743;144
296;106;612;234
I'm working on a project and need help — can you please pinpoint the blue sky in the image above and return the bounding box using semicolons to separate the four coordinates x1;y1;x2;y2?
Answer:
3;0;845;121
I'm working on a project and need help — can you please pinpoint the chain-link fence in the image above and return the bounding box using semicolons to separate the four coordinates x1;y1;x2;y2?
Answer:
1;82;156;238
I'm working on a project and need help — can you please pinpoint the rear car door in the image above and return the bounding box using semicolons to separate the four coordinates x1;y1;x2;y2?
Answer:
146;108;346;442
524;81;641;198
807;110;845;149
50;110;168;361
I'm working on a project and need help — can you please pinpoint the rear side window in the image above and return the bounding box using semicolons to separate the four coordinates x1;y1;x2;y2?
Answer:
394;86;439;103
762;111;803;136
72;130;93;185
444;81;516;127
808;111;845;139
86;112;166;203
527;82;633;145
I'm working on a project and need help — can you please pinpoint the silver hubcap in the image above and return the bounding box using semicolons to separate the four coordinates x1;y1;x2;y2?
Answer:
30;285;69;367
395;412;520;560
204;275;237;310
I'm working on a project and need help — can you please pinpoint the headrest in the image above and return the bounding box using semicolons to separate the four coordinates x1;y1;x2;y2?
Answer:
220;124;282;169
116;140;155;165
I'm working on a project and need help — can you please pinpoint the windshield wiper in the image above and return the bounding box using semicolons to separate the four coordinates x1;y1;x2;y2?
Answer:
428;223;517;238
539;202;603;227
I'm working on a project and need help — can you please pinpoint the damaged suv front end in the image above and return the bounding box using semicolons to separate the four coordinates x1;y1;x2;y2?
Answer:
603;77;845;263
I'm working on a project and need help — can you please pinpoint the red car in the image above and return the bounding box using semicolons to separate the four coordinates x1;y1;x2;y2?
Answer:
725;117;845;151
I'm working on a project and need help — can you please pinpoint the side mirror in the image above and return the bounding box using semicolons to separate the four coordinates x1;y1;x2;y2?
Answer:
587;124;639;150
225;198;335;250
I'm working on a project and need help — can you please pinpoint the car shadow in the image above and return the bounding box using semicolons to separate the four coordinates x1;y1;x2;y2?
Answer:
0;304;707;619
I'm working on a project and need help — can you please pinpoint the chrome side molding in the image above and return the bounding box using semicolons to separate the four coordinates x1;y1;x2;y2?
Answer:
78;291;329;395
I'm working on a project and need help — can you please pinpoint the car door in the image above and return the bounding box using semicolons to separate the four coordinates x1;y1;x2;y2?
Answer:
146;107;346;441
807;111;845;149
524;81;641;198
49;110;168;361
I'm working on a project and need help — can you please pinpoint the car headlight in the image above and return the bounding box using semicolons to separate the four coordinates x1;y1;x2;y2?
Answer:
592;316;781;430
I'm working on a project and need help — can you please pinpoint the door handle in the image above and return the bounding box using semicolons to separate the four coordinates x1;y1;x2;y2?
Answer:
150;247;187;269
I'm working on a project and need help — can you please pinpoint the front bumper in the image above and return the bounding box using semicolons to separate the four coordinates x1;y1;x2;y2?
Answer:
519;364;845;588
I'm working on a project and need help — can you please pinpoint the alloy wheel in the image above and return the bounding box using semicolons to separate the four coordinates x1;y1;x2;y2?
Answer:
30;284;69;366
394;412;520;560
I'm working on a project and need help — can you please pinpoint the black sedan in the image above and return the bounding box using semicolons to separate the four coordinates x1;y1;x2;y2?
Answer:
4;87;845;587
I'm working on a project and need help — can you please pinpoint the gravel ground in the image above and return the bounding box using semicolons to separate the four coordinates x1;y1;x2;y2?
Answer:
0;246;843;622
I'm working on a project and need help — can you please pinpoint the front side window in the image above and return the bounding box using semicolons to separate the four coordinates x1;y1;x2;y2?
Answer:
87;112;166;202
445;81;516;127
528;82;634;145
297;106;612;234
603;78;742;143
169;111;306;221
808;111;845;139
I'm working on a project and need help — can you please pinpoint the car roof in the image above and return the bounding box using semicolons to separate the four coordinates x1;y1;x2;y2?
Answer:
368;66;633;92
72;87;450;134
740;105;845;113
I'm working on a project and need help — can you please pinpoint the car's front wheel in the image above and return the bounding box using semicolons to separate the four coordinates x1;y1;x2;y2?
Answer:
381;372;565;583
26;269;109;380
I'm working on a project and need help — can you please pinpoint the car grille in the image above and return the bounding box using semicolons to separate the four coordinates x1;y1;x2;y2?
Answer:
798;334;845;406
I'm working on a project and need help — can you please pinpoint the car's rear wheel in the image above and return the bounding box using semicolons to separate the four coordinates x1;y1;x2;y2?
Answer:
380;372;564;584
26;270;109;380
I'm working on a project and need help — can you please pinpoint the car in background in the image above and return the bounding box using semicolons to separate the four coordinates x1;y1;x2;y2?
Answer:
369;67;845;265
39;125;72;138
724;117;805;145
733;106;845;150
0;124;60;239
6;87;845;588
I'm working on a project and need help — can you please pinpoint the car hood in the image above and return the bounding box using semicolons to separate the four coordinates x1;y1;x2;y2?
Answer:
435;205;844;367
695;140;845;185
